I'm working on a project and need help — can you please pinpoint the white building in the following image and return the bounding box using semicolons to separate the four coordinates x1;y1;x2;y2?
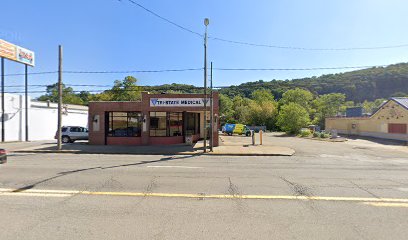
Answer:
0;93;88;142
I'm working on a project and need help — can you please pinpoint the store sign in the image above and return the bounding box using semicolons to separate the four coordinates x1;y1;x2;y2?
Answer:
16;46;35;66
0;39;16;60
0;39;35;66
150;98;209;107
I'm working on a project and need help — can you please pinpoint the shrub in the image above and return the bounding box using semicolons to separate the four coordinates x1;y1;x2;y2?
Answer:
321;133;331;138
299;129;312;137
313;132;319;138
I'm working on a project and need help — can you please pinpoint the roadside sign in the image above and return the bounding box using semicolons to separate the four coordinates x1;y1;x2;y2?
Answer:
0;39;17;60
0;39;35;66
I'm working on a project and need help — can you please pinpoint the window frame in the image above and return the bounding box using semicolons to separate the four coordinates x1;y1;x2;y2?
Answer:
149;112;184;137
185;112;200;135
107;111;143;137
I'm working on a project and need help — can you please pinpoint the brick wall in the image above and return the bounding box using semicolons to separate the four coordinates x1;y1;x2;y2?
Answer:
88;92;219;146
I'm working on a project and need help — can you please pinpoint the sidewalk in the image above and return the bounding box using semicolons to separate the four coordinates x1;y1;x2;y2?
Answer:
5;138;295;156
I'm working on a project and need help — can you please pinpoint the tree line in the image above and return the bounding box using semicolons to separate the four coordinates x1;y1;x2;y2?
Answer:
219;63;408;102
36;76;392;133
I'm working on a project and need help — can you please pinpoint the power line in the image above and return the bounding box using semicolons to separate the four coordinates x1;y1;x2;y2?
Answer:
64;68;203;74
214;65;387;71
4;88;208;94
123;0;202;37
3;68;203;77
3;63;391;77
210;37;408;51
121;0;408;51
4;71;58;77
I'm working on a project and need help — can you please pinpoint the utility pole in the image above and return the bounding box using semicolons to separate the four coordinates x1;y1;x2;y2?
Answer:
1;57;4;142
210;62;214;152
203;18;209;153
25;64;29;141
57;45;63;150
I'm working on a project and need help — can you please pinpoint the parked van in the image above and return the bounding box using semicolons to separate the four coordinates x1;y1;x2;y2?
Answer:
223;124;251;136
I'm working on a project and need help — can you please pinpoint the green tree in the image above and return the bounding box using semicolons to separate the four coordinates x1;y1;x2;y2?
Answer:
231;96;251;123
251;89;275;103
313;93;346;127
279;88;314;112
391;92;408;97
362;100;375;114
277;103;310;134
109;76;142;101
37;83;84;105
246;89;278;130
247;100;278;130
219;94;235;123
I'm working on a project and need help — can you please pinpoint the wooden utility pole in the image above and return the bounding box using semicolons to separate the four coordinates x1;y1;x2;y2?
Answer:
210;62;213;152
203;18;209;153
57;45;63;150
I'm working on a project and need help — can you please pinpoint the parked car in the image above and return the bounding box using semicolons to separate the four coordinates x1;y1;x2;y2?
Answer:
55;126;89;143
223;123;251;136
0;149;7;164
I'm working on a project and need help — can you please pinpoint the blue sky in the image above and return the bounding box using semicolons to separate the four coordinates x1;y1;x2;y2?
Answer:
1;0;408;96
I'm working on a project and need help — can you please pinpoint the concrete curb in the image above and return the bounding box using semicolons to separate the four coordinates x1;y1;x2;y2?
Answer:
12;150;295;156
300;137;347;142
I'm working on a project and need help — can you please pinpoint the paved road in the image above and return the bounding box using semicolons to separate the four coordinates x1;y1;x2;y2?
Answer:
0;135;408;239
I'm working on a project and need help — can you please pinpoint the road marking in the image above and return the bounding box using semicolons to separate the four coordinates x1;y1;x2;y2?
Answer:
0;192;71;198
146;166;203;169
362;202;408;208
1;188;408;205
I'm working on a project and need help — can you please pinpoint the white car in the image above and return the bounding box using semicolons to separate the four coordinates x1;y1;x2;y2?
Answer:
55;126;89;143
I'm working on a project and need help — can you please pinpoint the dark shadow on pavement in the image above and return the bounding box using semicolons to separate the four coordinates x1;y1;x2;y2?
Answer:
22;142;202;155
12;154;200;193
342;135;407;146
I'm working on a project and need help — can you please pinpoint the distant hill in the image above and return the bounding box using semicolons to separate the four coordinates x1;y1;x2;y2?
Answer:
218;63;408;102
42;62;408;105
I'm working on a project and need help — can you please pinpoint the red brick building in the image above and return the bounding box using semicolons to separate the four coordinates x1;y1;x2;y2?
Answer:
88;92;219;146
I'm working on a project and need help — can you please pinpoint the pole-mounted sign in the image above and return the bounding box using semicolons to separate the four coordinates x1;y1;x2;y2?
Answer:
0;38;35;142
0;39;35;66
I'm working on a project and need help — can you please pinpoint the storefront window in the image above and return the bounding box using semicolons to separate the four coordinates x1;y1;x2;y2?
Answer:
108;112;142;137
186;112;200;135
150;112;183;137
169;112;183;136
150;112;167;136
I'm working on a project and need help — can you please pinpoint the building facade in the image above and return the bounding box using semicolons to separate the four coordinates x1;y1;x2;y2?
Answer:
326;98;408;141
88;92;219;146
0;93;88;141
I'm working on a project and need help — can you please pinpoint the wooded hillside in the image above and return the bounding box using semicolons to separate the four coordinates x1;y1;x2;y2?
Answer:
219;63;408;102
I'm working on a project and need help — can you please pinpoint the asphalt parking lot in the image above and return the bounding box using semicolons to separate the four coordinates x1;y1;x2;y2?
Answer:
0;134;407;239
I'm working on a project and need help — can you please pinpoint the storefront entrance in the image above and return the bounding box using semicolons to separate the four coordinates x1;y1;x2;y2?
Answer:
89;92;219;146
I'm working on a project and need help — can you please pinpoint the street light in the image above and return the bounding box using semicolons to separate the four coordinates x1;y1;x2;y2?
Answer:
203;18;209;153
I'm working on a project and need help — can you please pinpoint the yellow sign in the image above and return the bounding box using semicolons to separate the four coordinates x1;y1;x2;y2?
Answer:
0;39;17;61
0;39;35;66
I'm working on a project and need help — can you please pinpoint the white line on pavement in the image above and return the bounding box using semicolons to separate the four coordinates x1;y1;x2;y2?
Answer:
146;166;203;169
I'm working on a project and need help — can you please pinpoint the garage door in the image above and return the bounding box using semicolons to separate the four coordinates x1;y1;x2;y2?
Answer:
388;123;407;134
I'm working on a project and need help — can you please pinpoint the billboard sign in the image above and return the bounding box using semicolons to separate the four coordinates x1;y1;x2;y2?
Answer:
0;39;17;61
0;39;35;66
150;98;209;107
16;46;35;66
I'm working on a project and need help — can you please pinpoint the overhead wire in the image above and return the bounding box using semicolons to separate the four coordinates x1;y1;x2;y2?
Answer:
122;0;408;51
63;68;203;74
214;65;387;71
209;37;408;51
2;64;390;77
123;0;203;38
